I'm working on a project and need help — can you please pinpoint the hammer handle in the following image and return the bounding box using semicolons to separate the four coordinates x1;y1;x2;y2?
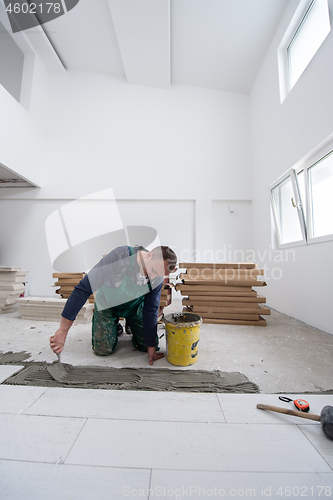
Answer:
257;404;320;421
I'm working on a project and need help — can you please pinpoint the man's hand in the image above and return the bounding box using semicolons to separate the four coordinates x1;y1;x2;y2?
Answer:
49;317;73;354
147;346;164;366
50;330;68;354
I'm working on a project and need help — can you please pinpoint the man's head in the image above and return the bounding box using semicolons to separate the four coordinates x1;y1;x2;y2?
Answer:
140;246;177;280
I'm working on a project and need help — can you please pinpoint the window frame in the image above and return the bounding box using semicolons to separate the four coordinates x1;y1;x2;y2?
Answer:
277;0;331;103
271;137;333;249
286;0;314;92
270;168;307;249
297;146;333;245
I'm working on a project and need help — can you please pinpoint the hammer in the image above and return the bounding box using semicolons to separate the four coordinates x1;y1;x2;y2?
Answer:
257;403;333;440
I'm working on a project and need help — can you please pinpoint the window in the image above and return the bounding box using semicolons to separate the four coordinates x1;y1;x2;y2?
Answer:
278;0;331;101
270;170;306;247
308;152;333;239
0;20;25;102
287;0;331;90
270;140;333;248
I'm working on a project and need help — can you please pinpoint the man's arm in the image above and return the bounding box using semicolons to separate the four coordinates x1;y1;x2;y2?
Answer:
49;275;92;353
50;246;130;353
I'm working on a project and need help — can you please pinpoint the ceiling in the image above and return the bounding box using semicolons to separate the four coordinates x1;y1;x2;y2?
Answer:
0;0;290;185
39;0;289;94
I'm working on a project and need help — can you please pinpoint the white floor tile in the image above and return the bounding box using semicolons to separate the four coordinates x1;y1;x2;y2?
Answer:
217;394;333;424
25;387;225;422
65;419;331;473
0;414;86;463
0;385;47;414
0;460;151;500
150;469;333;499
300;424;333;469
0;365;24;383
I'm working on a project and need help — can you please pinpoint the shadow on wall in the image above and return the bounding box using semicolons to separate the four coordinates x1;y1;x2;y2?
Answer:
45;188;160;273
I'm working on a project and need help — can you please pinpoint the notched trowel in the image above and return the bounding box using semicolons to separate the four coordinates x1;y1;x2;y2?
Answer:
47;353;67;382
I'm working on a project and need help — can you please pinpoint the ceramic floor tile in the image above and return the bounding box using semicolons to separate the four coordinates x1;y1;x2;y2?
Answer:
0;385;47;414
0;460;151;500
217;394;333;424
65;419;331;473
25;387;225;422
0;365;24;383
150;470;333;499
300;424;333;469
0;414;86;463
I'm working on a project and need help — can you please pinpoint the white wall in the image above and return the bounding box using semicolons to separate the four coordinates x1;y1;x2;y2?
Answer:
0;85;43;187
117;200;196;263
250;0;333;334
212;200;252;262
37;72;252;199
0;55;49;186
0;199;61;296
0;71;252;295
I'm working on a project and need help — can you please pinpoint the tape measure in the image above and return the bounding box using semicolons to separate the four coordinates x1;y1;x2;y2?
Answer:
278;396;310;412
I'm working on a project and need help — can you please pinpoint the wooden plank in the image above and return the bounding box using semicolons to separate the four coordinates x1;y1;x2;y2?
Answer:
52;273;84;279
0;267;23;272
259;306;271;315
179;262;258;269
182;269;264;277
176;285;257;297
183;294;266;303
0;274;28;283
184;309;261;320
177;284;253;292
202;316;266;326
182;298;260;309
53;279;83;285
180;273;263;282
181;279;267;287
187;304;270;315
190;305;261;314
159;298;172;307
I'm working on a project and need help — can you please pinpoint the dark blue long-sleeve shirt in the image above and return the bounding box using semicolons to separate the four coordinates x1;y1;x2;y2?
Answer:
61;246;163;347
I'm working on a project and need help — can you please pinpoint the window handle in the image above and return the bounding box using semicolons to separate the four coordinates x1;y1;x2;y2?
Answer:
291;197;302;210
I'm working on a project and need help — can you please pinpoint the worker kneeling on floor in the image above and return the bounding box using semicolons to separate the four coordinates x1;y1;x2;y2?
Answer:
50;245;177;365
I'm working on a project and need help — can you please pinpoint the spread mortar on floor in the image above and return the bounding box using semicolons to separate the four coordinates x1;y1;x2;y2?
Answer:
0;351;259;393
0;351;32;363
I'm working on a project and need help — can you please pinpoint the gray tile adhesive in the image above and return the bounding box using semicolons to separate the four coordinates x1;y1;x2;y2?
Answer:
0;351;260;393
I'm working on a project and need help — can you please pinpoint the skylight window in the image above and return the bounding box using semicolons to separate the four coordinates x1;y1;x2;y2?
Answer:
0;20;24;102
287;0;331;90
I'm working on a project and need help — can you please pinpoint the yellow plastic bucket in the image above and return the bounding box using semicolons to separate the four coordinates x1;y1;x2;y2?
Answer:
163;313;202;366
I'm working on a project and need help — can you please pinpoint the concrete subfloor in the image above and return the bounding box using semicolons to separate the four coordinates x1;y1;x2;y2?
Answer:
0;298;332;394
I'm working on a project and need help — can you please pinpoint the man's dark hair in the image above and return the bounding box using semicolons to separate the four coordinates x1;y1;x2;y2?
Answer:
152;246;177;273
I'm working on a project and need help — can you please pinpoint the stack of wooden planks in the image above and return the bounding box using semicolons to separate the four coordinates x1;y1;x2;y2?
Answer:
53;273;170;313
18;297;94;323
177;262;270;326
0;267;28;314
53;273;95;303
